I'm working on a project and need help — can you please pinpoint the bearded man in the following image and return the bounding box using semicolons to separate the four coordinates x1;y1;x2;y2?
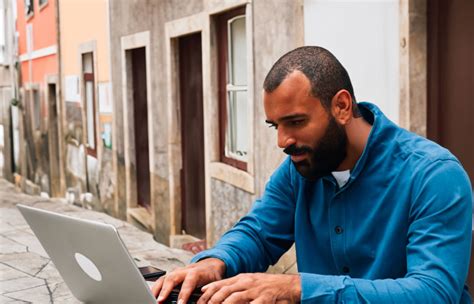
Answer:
153;46;472;303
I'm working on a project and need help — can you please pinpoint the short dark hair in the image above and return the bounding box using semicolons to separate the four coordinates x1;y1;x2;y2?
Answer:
263;46;359;116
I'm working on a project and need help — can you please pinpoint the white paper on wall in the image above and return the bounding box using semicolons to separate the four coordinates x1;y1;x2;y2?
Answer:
65;75;80;102
98;82;112;113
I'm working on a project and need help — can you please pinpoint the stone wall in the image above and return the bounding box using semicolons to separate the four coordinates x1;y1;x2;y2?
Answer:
108;0;305;248
209;178;254;243
109;0;205;244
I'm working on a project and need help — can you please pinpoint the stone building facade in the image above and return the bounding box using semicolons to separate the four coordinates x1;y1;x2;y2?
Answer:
108;0;304;247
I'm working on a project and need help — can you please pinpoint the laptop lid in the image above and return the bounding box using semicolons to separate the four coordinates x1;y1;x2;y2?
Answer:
17;204;156;304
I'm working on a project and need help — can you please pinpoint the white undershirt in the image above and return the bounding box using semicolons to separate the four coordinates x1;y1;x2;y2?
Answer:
331;170;351;188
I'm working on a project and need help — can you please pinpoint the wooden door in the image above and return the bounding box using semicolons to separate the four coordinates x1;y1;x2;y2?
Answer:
427;0;474;183
179;33;206;239
131;47;151;209
48;83;60;196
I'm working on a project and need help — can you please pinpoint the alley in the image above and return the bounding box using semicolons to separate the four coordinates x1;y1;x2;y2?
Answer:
0;178;192;303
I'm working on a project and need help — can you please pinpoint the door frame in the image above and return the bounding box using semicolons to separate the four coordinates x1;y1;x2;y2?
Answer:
120;31;155;228
398;0;428;136
78;41;100;193
165;13;211;243
45;74;63;196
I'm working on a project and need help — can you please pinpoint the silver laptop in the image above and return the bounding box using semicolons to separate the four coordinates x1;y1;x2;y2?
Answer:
17;204;157;304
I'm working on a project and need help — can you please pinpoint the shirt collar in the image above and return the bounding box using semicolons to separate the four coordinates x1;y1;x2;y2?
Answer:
348;102;389;181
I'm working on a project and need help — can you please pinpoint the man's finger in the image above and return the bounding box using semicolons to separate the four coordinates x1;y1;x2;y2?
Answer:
151;276;164;297
197;282;221;304
157;274;180;303
203;275;247;304
177;272;199;304
208;282;246;304
223;291;252;304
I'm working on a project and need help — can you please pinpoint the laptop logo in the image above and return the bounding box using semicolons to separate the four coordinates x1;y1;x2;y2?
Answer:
74;252;103;282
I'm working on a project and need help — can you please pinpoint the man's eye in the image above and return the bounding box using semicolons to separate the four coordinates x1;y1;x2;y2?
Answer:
268;123;278;130
289;120;305;126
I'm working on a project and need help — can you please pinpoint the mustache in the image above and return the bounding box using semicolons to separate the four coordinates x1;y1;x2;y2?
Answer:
283;144;313;156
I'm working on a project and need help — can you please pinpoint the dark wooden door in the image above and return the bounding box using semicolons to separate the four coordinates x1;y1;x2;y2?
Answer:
179;33;206;239
131;47;151;209
48;83;60;196
427;0;474;183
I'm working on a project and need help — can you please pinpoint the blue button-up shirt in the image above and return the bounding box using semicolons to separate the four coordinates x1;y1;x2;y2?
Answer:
193;102;473;303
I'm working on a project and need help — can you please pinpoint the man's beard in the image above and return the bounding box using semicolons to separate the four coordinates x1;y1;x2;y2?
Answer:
283;116;348;180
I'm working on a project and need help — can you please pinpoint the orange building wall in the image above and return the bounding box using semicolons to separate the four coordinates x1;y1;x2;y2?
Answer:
20;55;57;85
59;0;110;82
17;0;58;85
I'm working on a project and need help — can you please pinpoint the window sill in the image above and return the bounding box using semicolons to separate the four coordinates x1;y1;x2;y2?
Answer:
39;1;48;12
127;207;153;232
209;162;254;194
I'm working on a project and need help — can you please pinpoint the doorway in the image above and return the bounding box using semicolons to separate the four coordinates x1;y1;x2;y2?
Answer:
130;47;151;209
178;33;206;239
47;83;61;196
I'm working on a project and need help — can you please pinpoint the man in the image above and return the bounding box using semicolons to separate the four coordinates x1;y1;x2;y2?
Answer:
152;46;472;303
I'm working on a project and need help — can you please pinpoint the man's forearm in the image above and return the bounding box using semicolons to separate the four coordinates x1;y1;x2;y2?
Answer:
300;273;463;303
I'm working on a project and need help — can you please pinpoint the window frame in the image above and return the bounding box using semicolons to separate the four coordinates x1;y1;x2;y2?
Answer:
82;53;97;157
38;0;48;11
216;6;248;171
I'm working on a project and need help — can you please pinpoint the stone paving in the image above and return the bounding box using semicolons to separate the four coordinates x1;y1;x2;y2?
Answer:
0;178;192;303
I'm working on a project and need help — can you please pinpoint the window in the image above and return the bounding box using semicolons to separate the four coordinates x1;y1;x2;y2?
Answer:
217;7;248;170
82;52;97;156
38;0;47;7
25;0;34;16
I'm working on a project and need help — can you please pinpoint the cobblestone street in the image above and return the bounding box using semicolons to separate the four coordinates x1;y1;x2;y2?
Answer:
0;179;192;303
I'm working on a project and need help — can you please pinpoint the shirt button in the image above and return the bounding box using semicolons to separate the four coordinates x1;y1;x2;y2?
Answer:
334;226;343;234
342;266;350;273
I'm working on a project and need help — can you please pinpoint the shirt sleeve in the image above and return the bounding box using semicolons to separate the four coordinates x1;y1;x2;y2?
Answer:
191;158;297;277
299;159;472;303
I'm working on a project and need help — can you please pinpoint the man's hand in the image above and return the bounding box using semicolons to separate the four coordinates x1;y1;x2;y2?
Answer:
151;258;226;303
197;273;301;304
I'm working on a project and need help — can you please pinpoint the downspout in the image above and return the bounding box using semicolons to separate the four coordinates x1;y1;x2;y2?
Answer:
55;0;66;195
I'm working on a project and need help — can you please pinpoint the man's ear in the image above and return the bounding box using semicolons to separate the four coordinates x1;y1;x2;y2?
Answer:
331;89;352;125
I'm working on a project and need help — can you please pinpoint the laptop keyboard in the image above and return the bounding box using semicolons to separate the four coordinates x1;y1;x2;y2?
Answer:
162;287;202;304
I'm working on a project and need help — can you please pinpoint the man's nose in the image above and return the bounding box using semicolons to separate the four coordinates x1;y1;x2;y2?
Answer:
277;128;296;149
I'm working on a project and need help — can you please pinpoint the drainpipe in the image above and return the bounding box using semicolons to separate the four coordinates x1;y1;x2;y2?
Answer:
55;0;66;196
